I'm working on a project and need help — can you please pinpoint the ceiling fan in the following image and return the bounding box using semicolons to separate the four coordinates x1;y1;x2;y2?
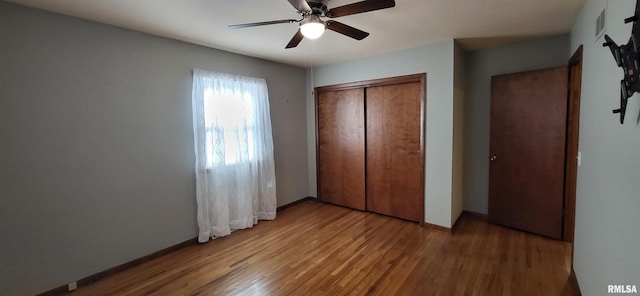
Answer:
228;0;396;49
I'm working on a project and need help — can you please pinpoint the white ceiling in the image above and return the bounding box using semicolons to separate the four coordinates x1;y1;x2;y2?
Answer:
5;0;586;67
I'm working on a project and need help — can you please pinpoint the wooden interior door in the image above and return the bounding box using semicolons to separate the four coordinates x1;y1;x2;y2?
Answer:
366;82;423;222
317;88;366;210
488;66;568;239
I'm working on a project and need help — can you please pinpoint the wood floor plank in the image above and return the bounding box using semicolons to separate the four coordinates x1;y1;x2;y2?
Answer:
66;200;577;296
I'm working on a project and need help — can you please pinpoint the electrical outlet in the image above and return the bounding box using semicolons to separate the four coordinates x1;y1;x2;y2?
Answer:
68;281;77;291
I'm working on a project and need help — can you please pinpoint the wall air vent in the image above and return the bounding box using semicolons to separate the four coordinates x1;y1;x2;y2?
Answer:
596;6;607;41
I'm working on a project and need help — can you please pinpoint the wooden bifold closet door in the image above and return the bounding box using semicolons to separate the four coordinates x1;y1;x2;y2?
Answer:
317;88;366;210
316;74;425;223
366;82;423;222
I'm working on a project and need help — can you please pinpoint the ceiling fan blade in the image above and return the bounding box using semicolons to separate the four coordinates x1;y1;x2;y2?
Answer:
285;29;305;49
287;0;312;13
229;19;298;29
328;0;395;18
326;21;369;40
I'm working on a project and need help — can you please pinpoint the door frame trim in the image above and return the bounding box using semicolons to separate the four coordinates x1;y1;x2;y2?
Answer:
314;73;427;225
564;45;583;243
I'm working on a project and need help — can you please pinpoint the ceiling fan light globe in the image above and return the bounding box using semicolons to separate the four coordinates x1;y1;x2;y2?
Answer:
300;22;325;39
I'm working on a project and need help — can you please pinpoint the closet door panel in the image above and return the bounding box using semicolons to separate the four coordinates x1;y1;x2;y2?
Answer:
317;88;366;210
366;82;423;222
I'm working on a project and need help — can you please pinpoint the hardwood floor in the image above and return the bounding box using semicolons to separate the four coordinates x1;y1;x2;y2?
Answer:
68;200;577;296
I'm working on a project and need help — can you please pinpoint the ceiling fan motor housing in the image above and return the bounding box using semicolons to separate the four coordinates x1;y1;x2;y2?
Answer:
307;2;330;17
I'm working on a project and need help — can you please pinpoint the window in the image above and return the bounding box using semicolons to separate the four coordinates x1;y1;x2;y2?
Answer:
191;69;277;242
191;69;273;171
203;88;256;166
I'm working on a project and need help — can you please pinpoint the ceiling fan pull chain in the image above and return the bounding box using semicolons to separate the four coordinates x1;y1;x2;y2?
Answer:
310;40;315;95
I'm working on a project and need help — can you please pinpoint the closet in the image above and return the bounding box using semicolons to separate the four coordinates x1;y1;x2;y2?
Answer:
315;74;425;222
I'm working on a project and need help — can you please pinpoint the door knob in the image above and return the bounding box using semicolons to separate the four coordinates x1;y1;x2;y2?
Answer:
489;155;497;161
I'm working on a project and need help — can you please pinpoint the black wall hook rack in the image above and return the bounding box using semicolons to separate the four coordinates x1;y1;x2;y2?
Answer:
603;0;640;124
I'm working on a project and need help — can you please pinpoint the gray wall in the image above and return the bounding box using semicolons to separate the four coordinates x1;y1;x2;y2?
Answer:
452;42;465;225
0;3;308;295
306;40;456;228
462;35;570;214
570;0;640;294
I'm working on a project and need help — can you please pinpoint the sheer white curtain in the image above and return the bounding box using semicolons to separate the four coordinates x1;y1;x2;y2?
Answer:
191;69;277;243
